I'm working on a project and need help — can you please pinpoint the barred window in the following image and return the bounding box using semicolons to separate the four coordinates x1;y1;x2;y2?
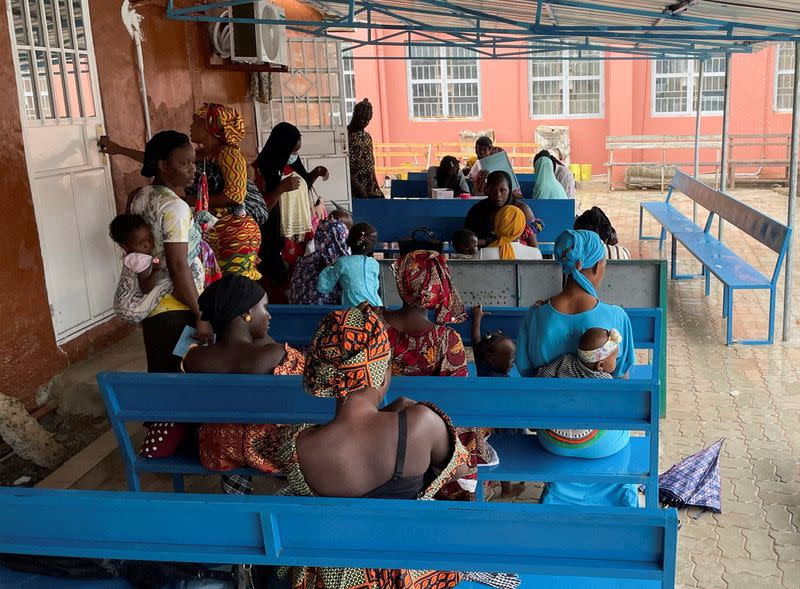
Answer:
529;50;603;117
408;46;480;119
653;57;726;115
342;44;356;121
775;43;795;112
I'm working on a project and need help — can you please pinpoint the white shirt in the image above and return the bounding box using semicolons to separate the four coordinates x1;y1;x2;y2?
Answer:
478;243;543;260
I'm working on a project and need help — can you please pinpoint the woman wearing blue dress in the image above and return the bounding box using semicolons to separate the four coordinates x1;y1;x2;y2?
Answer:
515;229;638;507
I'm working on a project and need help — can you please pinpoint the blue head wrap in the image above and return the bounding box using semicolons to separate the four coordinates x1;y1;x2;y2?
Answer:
554;230;606;297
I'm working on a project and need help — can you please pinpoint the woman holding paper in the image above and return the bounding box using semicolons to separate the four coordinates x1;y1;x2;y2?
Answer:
468;136;505;195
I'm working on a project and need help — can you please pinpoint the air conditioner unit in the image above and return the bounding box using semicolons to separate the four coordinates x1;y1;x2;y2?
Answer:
231;1;288;68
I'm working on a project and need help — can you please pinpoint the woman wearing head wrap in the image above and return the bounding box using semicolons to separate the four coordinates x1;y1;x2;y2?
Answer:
532;156;569;200
515;229;637;508
128;131;211;372
267;305;466;589
431;155;470;196
186;104;263;281
377;251;467;377
255;122;330;295
288;219;350;304
478;205;542;260
348;98;383;198
534;150;577;199
178;274;304;493
574;206;631;260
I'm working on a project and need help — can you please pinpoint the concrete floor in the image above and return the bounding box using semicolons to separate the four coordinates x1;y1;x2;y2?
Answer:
43;186;800;588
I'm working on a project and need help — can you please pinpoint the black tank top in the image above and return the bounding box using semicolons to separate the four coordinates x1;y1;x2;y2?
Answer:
362;410;427;499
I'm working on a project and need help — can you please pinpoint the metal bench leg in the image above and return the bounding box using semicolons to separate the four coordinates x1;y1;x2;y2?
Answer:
722;286;728;317
726;289;735;346
705;268;712;297
127;471;141;492
739;287;777;346
638;207;663;241
172;474;185;493
671;236;702;280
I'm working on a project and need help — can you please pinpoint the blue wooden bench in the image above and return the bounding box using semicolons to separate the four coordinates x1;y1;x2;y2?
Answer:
0;487;678;588
639;170;791;345
353;198;575;255
98;307;662;505
390;174;539;199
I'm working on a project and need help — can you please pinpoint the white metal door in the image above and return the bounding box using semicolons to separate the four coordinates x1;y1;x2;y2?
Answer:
255;37;352;212
7;0;119;343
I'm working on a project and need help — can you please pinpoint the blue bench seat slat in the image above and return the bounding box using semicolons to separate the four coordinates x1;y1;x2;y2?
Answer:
640;202;705;236
135;455;266;478
479;434;649;484
675;231;770;287
459;574;662;589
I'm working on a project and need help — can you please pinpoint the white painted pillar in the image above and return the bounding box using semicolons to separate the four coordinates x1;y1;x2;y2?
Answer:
718;53;733;240
782;42;800;342
693;58;705;224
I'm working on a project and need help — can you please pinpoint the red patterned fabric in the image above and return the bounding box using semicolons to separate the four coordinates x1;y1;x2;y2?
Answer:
382;320;467;378
393;251;466;325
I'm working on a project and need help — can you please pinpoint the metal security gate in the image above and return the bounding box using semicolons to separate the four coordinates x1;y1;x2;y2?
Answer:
255;37;351;211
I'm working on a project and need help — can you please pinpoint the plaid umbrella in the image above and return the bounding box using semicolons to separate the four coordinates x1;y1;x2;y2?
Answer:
658;439;723;513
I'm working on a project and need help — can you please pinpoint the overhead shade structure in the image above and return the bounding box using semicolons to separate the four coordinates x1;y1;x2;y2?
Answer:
167;1;800;58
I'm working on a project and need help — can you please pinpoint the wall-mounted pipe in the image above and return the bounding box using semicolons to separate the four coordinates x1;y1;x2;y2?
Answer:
121;1;152;140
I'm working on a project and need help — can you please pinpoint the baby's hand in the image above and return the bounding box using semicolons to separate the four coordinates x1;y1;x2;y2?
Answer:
150;257;161;269
472;304;489;319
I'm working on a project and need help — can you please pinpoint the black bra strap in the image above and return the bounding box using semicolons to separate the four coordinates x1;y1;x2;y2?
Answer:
394;410;408;478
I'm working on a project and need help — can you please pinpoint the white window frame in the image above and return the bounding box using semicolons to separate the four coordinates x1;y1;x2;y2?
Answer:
528;50;604;119
406;46;482;121
342;43;356;121
774;42;795;113
651;58;726;117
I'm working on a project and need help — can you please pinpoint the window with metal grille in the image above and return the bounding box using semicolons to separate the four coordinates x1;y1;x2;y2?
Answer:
342;44;356;121
775;43;796;112
529;50;603;117
407;46;480;119
10;0;96;122
652;57;726;115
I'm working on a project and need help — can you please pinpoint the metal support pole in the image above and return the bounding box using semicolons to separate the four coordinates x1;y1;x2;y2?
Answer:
782;42;800;342
692;58;705;224
718;53;732;241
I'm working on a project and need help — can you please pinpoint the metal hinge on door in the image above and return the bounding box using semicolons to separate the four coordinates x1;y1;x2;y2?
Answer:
340;132;347;153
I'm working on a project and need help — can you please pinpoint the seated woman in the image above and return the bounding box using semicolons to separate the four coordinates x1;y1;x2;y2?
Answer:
574;206;631;260
464;170;534;247
515;229;637;507
534;150;577;199
178;275;304;494
478;205;542;260
276;305;467;589
468;136;504;195
378;250;468;377
431;155;470;195
288;219;350;304
532;156;568;200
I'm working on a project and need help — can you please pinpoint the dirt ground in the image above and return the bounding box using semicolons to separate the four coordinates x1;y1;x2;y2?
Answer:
0;411;108;487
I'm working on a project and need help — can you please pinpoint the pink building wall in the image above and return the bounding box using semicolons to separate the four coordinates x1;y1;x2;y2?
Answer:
348;41;794;182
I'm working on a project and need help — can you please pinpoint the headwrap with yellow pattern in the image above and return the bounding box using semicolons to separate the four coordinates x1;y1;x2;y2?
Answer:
194;103;245;146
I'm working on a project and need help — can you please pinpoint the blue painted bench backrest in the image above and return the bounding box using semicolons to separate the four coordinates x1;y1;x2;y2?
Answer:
671;171;790;255
353;198;575;244
0;487;677;587
268;305;659;351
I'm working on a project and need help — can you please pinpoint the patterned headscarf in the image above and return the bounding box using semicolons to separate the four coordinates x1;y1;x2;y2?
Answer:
554;229;606;298
304;306;392;398
393;250;466;325
348;98;373;130
490;205;526;260
194;103;245;146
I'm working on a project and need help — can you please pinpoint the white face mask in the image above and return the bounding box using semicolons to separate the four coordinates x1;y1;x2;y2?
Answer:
287;153;299;165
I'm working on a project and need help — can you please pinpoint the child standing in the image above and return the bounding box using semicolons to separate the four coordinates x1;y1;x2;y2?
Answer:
318;222;383;307
109;214;162;294
471;305;515;377
471;305;523;499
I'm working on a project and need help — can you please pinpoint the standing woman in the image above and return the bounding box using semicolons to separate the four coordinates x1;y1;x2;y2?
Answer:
254;122;329;296
189;104;263;281
347;98;383;198
129;131;212;372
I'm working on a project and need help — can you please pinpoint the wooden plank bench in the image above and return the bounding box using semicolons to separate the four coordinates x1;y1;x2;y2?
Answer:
727;133;796;188
97;308;662;505
605;134;721;191
0;487;678;588
638;170;791;345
